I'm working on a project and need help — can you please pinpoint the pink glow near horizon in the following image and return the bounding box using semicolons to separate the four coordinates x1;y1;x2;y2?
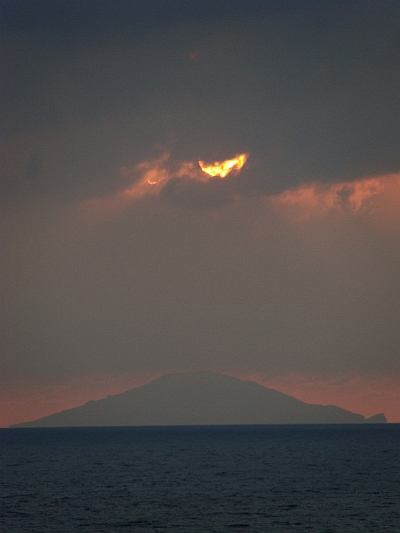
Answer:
2;371;399;427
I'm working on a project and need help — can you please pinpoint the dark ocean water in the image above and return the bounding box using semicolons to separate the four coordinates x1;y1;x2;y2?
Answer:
0;425;399;532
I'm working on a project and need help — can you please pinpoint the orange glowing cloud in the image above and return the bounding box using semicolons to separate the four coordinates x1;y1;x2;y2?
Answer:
85;153;248;211
84;150;397;227
270;173;400;223
121;154;170;198
198;153;248;178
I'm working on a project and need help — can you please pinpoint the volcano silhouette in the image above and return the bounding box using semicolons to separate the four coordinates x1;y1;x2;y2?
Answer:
11;371;386;427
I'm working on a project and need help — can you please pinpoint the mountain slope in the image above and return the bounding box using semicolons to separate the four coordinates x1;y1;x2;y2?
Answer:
11;371;386;427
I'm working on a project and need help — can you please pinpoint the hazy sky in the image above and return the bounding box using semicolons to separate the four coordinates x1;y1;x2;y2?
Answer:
1;0;399;426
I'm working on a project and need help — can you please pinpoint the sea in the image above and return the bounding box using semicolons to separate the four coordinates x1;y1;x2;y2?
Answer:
0;425;399;532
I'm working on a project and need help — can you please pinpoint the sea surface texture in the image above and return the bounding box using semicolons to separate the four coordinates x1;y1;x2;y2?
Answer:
1;425;399;532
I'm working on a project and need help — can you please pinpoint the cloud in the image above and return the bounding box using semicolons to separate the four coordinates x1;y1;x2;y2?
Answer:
1;1;399;210
270;173;400;222
84;153;244;211
2;169;398;379
83;150;400;223
161;176;236;209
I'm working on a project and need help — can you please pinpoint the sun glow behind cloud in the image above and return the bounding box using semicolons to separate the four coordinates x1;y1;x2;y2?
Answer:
85;151;399;231
198;153;248;178
85;153;248;211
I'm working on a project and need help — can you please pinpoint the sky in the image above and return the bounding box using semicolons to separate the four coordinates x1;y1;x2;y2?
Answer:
1;0;399;426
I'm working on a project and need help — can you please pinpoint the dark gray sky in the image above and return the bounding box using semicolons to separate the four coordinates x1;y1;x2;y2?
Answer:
1;0;399;424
